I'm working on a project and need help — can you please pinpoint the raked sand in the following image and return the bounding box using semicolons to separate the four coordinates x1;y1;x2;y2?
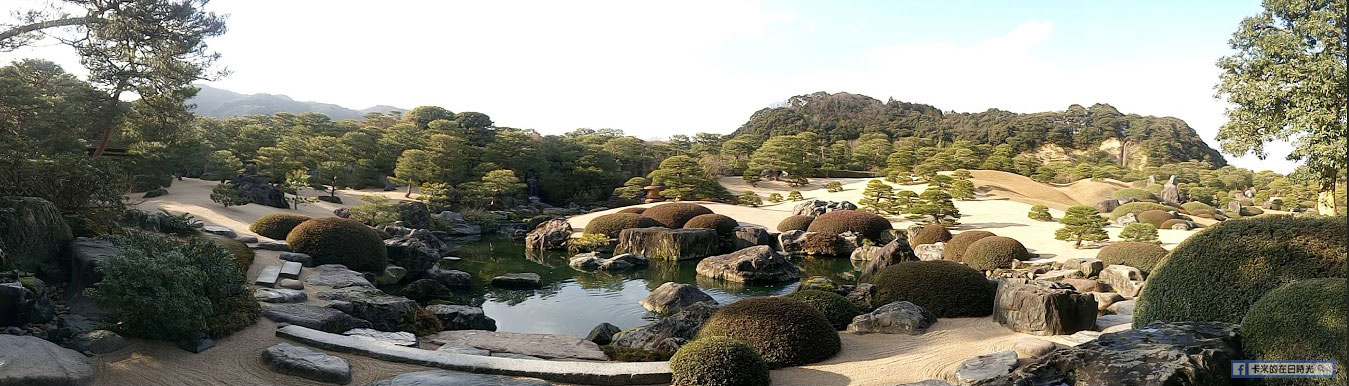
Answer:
103;174;1200;385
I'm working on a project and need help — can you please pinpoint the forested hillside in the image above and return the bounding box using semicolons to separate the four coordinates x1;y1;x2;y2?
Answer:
189;84;402;121
731;91;1226;168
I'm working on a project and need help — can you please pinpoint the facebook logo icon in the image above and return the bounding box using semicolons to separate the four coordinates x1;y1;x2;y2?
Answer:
1233;360;1336;378
1233;363;1248;376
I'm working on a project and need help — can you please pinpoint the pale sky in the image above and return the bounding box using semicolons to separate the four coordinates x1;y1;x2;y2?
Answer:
1;0;1301;173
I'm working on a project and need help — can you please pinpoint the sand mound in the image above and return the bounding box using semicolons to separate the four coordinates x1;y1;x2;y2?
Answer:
969;170;1128;210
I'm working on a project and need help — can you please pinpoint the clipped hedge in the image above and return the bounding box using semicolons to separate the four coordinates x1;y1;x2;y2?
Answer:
943;230;996;262
1241;278;1346;386
1241;206;1264;216
805;210;893;241
1112;188;1157;202
802;232;844;256
1158;219;1190;229
669;336;771;386
1136;210;1174;227
1097;241;1168;274
684;214;740;236
696;297;841;368
963;236;1031;270
1181;202;1214;212
1110;202;1175;220
249;213;312;240
909;223;952;247
870;260;994;317
617;207;647;214
777;215;815;232
586;213;661;238
644;203;714;228
286;217;388;271
783;290;861;330
1133;215;1347;327
201;233;255;270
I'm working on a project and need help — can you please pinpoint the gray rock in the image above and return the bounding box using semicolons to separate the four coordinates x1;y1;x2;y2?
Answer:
423;266;472;289
849;245;883;261
695;245;800;283
370;370;552;386
1094;314;1132;331
1063;330;1102;346
67;329;128;354
315;286;385;302
992;279;1097;336
1091;292;1124;311
1100;264;1145;298
1036;269;1085;281
279;252;314;267
1095;199;1120;214
397;201;433;230
385;236;439;280
399;278;451;301
69;237;119;287
857;239;920;281
279;261;302;279
305;264;374;288
846;283;878;311
433;211;483;235
1108;299;1135;315
897;381;954;386
0;282;36;327
791;199;858;216
492;353;544;360
261;343;352;384
914;242;944;261
731;226;774;251
980;322;1241;386
255;265;281;287
177;331;215;353
326;294;418;332
611;301;719;353
586;322;622;345
640;282;716;313
524;219;572;251
777;230;810;255
262;304;372;333
235;235;259;243
231;173;288;208
1059;278;1100;293
1114;212;1138;226
278;278;304;290
569;252;647;271
334;207;352;218
255;240;290;251
373;263;406;286
428;330;609;361
0;335;94;386
426;304;497;331
490;273;542;289
614;227;720;261
1161;176;1181;205
954;350;1017;385
1059;258;1103;278
254;288;308;303
435;342;490;355
1012;337;1056;359
342;328;417;347
1169;221;1193;230
0;197;72;278
201;225;237;238
846;301;936;335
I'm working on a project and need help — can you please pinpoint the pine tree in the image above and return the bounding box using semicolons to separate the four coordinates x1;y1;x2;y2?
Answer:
209;182;248;208
1118;223;1160;242
1027;205;1053;221
787;191;804;201
1055;205;1109;248
648;155;730;201
949;179;975;200
737;191;763;207
859;180;894;214
910;187;960;225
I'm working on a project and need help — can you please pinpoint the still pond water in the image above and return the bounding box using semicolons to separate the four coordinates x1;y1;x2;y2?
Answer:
419;236;860;337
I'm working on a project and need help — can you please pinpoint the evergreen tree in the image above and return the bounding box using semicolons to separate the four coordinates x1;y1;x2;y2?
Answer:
748;135;811;184
1055;205;1109;248
1119;223;1159;242
460;169;526;209
737;191;763;207
949;179;976;200
910;187;960;225
209;182;248;208
648;155;730;201
1027;205;1053;221
787;191;804;201
859;180;894;214
613;177;650;201
393;149;437;198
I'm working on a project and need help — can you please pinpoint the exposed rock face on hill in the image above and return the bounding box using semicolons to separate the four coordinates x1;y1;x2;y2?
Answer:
189;84;403;120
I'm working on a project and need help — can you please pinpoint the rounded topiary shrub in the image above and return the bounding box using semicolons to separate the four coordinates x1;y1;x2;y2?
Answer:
962;236;1031;270
943;230;996;261
669;336;771;386
586;213;661;238
1158;219;1190;229
1181;202;1215;212
783;290;861;330
870;260;994;317
696;297;841;368
1136;209;1174;227
1097;241;1168;274
1241;206;1264;216
286;217;388;271
777;215;815;232
684;214;739;236
249;213;312;240
1241;278;1346;386
1113;188;1157;202
1133;215;1347;327
801;232;844;256
909;223;952;247
617;207;646;214
1110;202;1176;220
201;233;255;270
643;203;714;228
805;210;893;241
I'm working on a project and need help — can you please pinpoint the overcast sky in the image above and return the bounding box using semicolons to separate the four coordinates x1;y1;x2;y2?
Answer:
1;0;1301;173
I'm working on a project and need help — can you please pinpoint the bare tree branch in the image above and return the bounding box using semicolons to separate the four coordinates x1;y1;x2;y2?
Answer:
0;15;97;43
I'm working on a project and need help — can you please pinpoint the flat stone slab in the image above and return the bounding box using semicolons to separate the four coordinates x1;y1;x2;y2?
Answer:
277;325;669;385
263;304;372;333
235;235;259;243
371;370;552;386
261;343;352;384
279;261;303;279
343;328;417;347
0;335;95;386
278;278;304;290
255;288;307;303
1095;314;1132;331
256;240;290;251
202;225;237;238
428;330;608;361
491;273;542;288
280;252;314;267
255;265;281;287
437;342;490;356
955;350;1018;385
306;264;374;288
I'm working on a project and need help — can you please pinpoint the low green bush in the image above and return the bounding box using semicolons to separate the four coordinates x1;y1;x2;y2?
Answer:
586;213;661;237
737;191;763;207
1110;202;1175;220
1136;209;1174;227
684;214;740;236
287;217;388;271
1241;206;1264;216
348;195;401;226
617;207;646;214
200;233;255;270
802;232;844;256
806;210;893;241
1027;205;1053;221
870;260;994;317
766;193;784;203
777;215;815;232
1133;215;1347;327
1113;188;1157;202
1118;223;1160;242
1158;219;1189;230
909;223;951;247
568;233;611;253
696;297;840;368
825;181;844;192
1181;201;1214;212
249;213;312;240
399;306;444;336
643;203;714;228
783;290;861;330
943;230;995;262
1097;241;1168;274
787;191;804;201
670;337;771;386
962;236;1031;270
1241;278;1346;386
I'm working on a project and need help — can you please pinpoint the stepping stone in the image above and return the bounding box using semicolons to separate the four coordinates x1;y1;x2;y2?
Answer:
279;261;302;279
280;252;314;267
261;343;352;384
490;273;542;289
235;235;259;243
262;304;372;333
255;288;307;303
954;350;1017;385
255;265;281;287
369;370;551;386
202;225;237;238
436;342;490;355
428;330;608;361
306;264;374;288
343;328;417;347
256;240;290;251
278;279;304;290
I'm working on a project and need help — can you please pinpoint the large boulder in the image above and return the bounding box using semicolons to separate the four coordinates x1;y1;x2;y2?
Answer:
615;227;720;261
524;219;571;251
396;201;432;230
695;245;801;283
370;370;551;386
640;282;716;313
230;173;288;208
262;304;372;333
1058;258;1103;278
1160;176;1181;205
0;197;73;277
568;252;647;271
730;226;774;251
0;283;37;327
384;236;439;281
305;264;374;289
261;343;352;384
791;199;857;216
426;304;497;331
422;266;471;289
610;301;719;353
846;301;936;335
433;211;482;235
120;208;179;234
67;329;129;354
913;242;944;261
992;279;1097;336
1100;264;1146;298
1095;199;1121;214
777;230;810;255
857;239;920;281
326;294;419;332
977;322;1241;386
0;335;94;386
956;351;1018;385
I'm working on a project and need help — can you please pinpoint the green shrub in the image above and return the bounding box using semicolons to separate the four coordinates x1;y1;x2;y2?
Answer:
644;203;714;228
249;213;312;240
287;217;389;271
1112;188;1157;202
787;191;804;201
801;232;843;256
1118;223;1160;242
825;181;844;192
669;336;771;386
1241;206;1264;216
766;193;784;203
943;230;995;262
348;195;400;225
737;191;763;207
806;210;893;241
696;297;840;368
1241;278;1346;386
870;260;994;317
1181;201;1214;212
154;210;202;236
1133;215;1347;327
1097;241;1168;274
963;236;1031;270
777;215;815;232
568;233;611;253
617;207;646;214
909;223;952;247
1110;202;1175;219
1027;205;1053;221
399;306;444;336
684;214;740;236
201;233;255;270
1136;209;1174;227
89;231;257;341
586;213;660;237
1158;219;1189;230
0;153;127;231
783;290;861;330
602;345;672;362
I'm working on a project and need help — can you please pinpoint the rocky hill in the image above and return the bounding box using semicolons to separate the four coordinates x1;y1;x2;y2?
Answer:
188;84;403;121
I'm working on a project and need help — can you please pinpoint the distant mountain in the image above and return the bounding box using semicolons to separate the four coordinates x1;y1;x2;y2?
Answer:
188;84;404;121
